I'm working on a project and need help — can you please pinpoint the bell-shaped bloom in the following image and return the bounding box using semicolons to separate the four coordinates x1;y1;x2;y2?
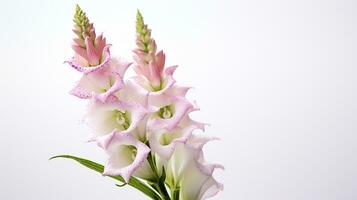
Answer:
164;137;223;200
147;84;197;131
65;5;112;73
148;125;196;160
70;58;131;102
85;98;149;144
103;133;150;182
114;79;150;108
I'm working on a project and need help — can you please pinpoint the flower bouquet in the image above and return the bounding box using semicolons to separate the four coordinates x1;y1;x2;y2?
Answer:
51;5;223;200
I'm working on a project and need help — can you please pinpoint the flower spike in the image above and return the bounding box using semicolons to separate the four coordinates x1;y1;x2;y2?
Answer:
73;4;95;44
66;4;111;72
55;8;224;200
134;10;167;91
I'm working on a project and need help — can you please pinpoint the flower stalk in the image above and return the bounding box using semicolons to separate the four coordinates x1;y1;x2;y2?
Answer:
53;5;223;200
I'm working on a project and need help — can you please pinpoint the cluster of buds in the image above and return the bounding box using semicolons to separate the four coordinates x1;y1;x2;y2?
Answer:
63;5;223;200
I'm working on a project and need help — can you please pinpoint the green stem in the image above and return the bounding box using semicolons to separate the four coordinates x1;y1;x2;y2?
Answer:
171;187;180;200
157;180;171;200
146;145;171;200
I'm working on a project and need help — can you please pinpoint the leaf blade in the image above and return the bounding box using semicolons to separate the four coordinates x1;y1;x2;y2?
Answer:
50;155;162;200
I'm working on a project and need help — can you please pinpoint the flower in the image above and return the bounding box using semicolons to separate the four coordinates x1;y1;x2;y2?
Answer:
85;97;149;144
133;10;177;92
103;133;151;182
65;4;111;73
56;6;224;200
165;137;224;200
148;86;196;131
70;58;131;102
148;125;196;160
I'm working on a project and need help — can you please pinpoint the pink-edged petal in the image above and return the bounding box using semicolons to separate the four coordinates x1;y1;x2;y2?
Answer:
65;44;111;74
115;79;150;108
111;58;132;79
186;134;220;150
179;115;208;132
95;77;124;103
103;133;150;182
70;69;112;99
85;98;149;142
85;99;123;137
165;141;223;200
149;85;192;106
149;97;194;131
70;57;130;101
148;126;196;160
118;101;149;137
198;179;224;200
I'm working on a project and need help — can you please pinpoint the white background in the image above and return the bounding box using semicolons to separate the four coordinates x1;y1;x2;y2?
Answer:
0;0;356;199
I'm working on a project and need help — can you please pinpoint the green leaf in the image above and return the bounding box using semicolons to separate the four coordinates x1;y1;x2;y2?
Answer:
50;155;162;200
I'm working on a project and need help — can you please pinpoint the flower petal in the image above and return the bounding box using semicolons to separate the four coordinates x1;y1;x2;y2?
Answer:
65;44;111;74
115;79;150;108
132;65;177;93
148;96;194;131
103;133;150;182
85;98;149;144
70;58;130;102
148;126;195;160
85;36;100;66
164;138;223;200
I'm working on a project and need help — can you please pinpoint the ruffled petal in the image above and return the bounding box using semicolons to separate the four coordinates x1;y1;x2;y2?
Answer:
148;126;196;160
85;98;149;142
115;79;150;108
103;133;150;182
148;96;194;131
65;44;111;74
70;57;130;102
181;165;223;200
164;138;223;200
96;59;131;103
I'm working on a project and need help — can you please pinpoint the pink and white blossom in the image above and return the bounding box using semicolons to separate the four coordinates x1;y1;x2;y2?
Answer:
59;6;223;200
70;58;131;102
103;133;151;182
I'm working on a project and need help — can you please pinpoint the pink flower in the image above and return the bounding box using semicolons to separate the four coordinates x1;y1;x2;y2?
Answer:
133;10;172;91
148;125;197;160
147;84;197;131
70;58;131;102
65;5;111;73
58;6;224;199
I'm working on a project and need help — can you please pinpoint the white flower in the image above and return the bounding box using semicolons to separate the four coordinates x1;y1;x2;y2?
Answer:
165;136;223;200
103;133;150;182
